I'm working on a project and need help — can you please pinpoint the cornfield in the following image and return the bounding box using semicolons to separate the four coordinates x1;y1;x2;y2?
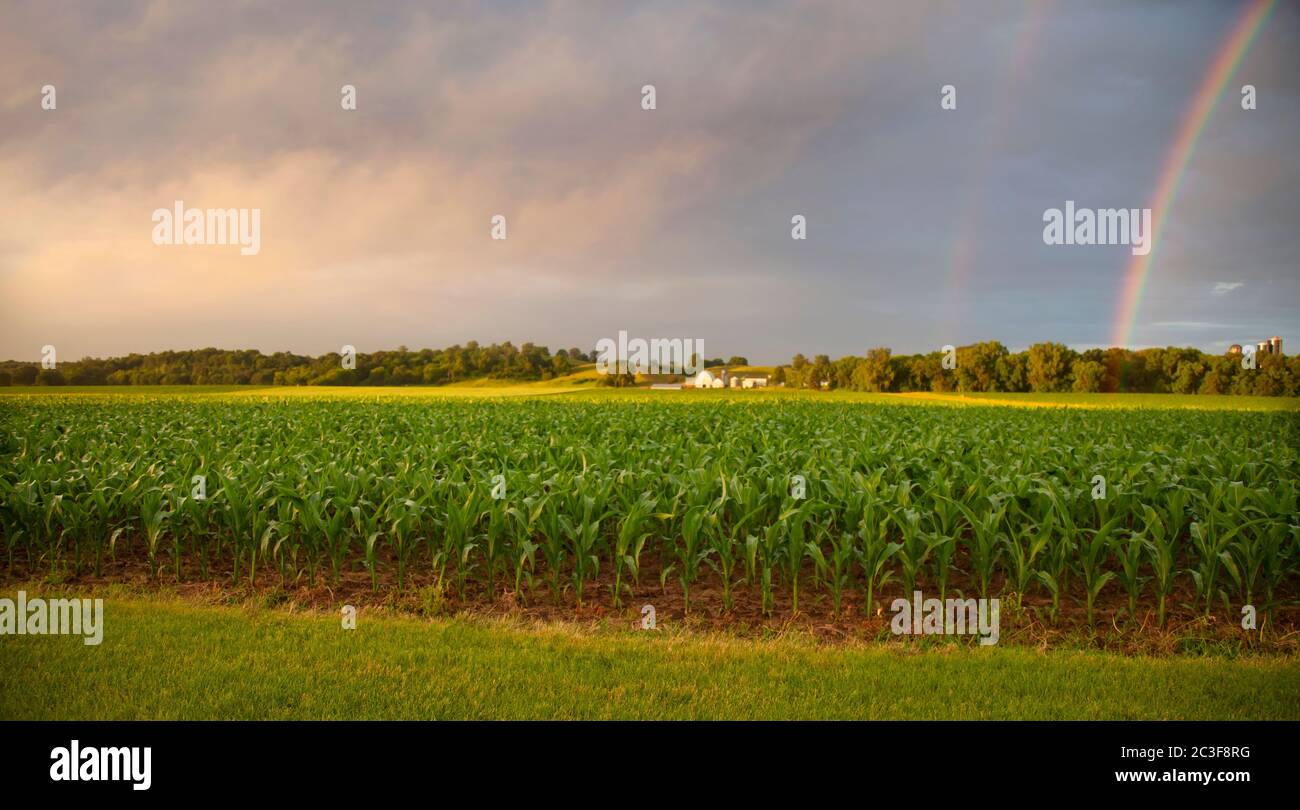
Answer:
1;393;1296;628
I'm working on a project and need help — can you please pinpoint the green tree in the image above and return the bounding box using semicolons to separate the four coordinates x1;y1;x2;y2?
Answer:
1172;360;1205;394
35;368;66;386
853;348;895;392
1198;356;1237;395
788;354;810;388
809;354;832;390
1072;360;1105;393
1027;342;1075;392
956;341;1007;392
832;356;860;390
995;353;1028;392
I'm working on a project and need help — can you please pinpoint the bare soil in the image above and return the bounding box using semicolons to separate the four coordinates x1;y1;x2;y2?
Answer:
5;542;1295;656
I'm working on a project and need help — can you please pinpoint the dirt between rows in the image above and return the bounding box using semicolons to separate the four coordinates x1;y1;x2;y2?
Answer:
4;543;1296;654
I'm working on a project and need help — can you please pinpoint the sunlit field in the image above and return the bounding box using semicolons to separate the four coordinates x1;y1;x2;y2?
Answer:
4;384;1298;411
3;387;1296;628
3;384;1296;719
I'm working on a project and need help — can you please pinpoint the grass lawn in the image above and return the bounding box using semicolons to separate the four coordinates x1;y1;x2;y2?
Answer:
2;597;1295;720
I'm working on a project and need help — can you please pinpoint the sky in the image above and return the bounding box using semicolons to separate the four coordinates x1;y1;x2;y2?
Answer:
1;0;1297;364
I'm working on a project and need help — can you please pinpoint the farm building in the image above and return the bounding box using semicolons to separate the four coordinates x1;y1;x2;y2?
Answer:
1235;337;1284;357
691;368;770;389
693;369;726;388
1257;336;1284;356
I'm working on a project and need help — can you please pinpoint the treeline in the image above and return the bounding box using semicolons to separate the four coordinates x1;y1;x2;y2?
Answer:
2;341;1295;395
776;342;1298;396
0;343;595;387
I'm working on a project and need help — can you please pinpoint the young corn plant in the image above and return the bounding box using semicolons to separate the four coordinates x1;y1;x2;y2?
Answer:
1112;529;1146;621
1033;486;1077;623
505;494;547;603
1077;511;1124;627
40;491;65;575
780;500;817;616
386;498;423;591
559;494;607;608
0;484;27;575
809;530;855;618
610;494;653;608
926;489;964;602
890;507;931;599
310;494;352;586
712;493;763;612
1192;516;1268;620
215;473;251;584
754;524;783;616
1221;509;1283;617
478;498;508;597
139;488;170;580
1140;504;1178;628
953;497;1006;600
670;505;713;614
1187;482;1248;618
354;502;383;592
441;488;480;601
536;498;568;604
1256;522;1297;632
170;493;201;581
56;496;92;578
855;515;900;617
1001;504;1050;611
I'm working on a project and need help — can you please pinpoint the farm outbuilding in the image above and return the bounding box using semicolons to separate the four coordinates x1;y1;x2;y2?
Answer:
691;368;769;389
693;369;726;388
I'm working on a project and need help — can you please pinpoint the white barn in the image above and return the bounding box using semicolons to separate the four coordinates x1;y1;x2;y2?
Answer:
693;369;726;388
692;368;769;389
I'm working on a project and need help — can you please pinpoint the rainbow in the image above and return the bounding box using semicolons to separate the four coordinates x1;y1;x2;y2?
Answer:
942;0;1049;336
1110;0;1277;349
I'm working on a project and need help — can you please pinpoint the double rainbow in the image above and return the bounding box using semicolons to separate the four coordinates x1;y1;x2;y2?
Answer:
1110;0;1278;349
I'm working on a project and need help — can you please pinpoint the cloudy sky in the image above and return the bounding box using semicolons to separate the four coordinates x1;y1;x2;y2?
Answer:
1;0;1297;363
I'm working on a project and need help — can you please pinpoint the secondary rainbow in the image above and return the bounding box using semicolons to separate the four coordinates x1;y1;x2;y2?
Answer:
1110;0;1277;349
942;0;1049;335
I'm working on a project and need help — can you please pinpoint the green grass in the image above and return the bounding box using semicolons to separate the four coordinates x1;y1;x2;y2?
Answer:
1;597;1295;720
